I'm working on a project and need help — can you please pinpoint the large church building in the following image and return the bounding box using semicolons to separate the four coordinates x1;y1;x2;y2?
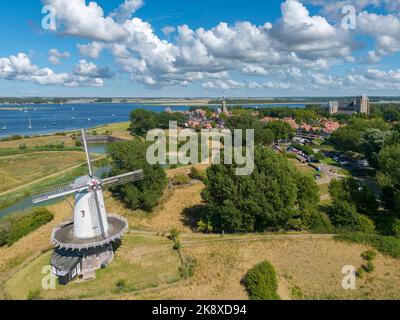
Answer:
328;94;370;116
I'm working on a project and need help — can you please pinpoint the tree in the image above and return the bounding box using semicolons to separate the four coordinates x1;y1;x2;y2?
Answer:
329;200;375;233
265;121;295;143
361;129;387;168
201;146;303;232
296;174;320;212
107;140;167;211
130;109;158;136
377;143;400;215
226;114;270;145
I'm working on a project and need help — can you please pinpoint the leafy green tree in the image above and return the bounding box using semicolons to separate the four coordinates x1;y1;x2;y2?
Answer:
361;129;387;168
296;174;320;212
329;200;375;233
130;109;158;136
226;114;271;145
377;143;400;215
201;147;301;232
107;140;167;211
265;121;295;142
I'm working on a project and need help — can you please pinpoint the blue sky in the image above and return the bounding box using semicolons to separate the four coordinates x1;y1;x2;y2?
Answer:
0;0;399;97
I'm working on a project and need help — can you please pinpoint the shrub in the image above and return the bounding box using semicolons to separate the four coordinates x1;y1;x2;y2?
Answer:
362;261;375;273
171;174;191;186
243;261;280;300
179;258;197;279
196;220;214;234
304;211;334;233
4;208;54;246
336;233;400;259
356;267;365;278
190;167;207;182
361;250;377;262
115;279;127;291
329;200;375;233
173;241;182;251
168;228;180;242
27;289;42;300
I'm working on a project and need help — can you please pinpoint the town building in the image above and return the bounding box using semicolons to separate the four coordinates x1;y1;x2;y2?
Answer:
328;94;369;115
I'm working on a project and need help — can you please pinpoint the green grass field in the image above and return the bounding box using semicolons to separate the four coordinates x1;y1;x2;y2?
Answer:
0;152;86;194
4;234;183;300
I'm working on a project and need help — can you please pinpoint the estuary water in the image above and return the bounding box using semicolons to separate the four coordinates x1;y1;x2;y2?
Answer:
0;103;189;139
0;102;307;139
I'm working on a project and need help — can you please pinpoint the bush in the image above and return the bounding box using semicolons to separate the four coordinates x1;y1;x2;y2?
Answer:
329;200;375;233
171;174;191;186
1;208;54;246
115;279;127;291
304;211;334;233
196;220;214;234
189;167;207;182
168;228;180;242
336;233;400;259
173;241;182;251
243;261;280;300
361;250;377;262
362;261;375;273
27;289;42;300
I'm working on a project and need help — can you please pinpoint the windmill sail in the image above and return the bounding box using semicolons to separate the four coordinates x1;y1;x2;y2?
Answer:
101;170;144;188
32;179;90;204
81;129;94;176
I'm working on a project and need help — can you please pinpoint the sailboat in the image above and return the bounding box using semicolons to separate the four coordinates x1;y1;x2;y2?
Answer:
52;117;57;126
28;117;32;129
2;122;6;131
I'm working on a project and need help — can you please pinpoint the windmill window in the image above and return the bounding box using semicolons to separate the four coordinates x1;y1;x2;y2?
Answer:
81;210;85;218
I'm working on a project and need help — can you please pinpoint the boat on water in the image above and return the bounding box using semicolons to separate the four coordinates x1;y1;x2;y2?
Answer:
52;117;57;126
2;122;6;130
28;117;32;129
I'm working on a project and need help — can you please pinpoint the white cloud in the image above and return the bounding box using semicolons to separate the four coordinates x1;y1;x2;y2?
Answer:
48;48;71;65
0;53;110;87
110;0;144;23
162;26;176;37
77;42;104;58
42;0;129;42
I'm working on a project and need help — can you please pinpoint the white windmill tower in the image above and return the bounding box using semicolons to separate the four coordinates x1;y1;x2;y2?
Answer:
32;129;144;284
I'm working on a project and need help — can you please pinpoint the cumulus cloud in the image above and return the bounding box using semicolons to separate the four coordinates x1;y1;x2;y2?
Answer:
48;48;71;65
41;0;358;89
42;0;129;42
77;42;104;58
0;53;109;87
110;0;144;23
74;59;114;78
162;26;176;37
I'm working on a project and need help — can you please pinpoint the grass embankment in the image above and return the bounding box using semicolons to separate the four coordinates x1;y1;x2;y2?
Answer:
0;151;86;194
4;234;183;300
0;163;89;210
88;122;132;140
336;233;400;259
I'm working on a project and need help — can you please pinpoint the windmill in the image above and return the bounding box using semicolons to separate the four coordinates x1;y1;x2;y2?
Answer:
32;129;144;284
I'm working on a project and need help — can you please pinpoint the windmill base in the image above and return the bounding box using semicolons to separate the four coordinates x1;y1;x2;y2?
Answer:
51;244;115;285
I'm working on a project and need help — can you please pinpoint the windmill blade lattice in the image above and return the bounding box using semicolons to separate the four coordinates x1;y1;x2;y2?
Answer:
101;170;144;189
32;179;90;204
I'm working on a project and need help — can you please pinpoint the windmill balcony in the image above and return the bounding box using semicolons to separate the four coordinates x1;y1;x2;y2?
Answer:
51;214;129;251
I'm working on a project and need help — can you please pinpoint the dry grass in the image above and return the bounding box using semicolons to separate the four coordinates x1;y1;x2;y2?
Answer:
0;200;73;297
89;122;133;141
3;234;182;300
118;237;400;300
106;183;204;233
0;152;86;193
0;136;76;148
